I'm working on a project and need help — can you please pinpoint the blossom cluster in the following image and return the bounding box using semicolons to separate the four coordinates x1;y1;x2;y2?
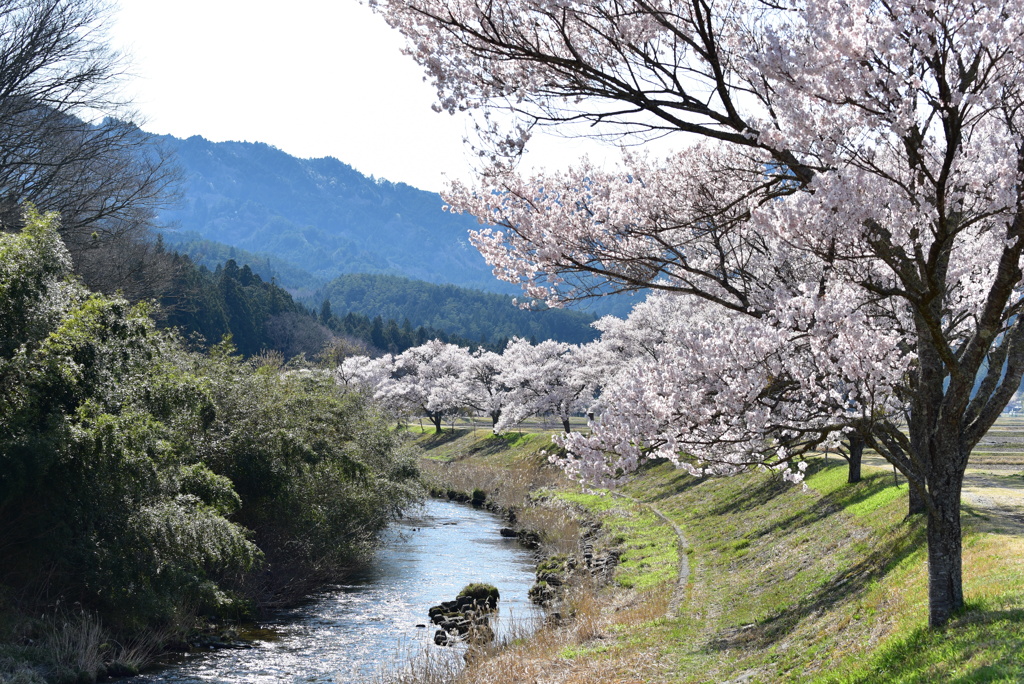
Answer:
373;0;1024;490
336;337;597;433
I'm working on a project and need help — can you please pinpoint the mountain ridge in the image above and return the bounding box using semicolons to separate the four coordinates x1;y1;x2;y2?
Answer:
155;133;516;294
153;132;638;319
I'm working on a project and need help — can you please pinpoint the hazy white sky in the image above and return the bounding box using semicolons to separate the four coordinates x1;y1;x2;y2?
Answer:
109;0;610;192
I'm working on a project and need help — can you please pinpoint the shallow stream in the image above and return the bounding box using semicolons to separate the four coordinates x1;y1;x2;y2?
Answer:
126;498;541;683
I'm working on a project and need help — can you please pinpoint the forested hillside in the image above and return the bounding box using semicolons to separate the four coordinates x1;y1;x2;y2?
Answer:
162;256;315;356
162;230;325;297
155;135;511;292
319;273;601;346
154;252;489;359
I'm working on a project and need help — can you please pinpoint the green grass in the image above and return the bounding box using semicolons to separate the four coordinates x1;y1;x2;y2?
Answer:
412;430;1024;683
552;490;679;591
410;428;553;466
559;642;611;659
822;608;1024;682
554;490;619;512
805;466;908;519
590;461;931;681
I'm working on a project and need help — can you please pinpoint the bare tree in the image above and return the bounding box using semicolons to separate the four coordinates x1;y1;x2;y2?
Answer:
0;0;181;296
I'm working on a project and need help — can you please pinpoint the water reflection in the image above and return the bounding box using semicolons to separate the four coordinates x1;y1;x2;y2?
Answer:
127;499;541;683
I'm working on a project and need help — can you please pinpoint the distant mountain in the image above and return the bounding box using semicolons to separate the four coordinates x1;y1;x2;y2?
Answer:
154;132;640;319
319;273;600;346
155;134;515;294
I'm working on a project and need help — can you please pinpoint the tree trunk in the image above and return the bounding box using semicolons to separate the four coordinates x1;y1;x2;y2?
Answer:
491;411;501;429
429;412;443;434
562;416;571;433
926;475;965;627
907;403;930;517
909;482;927;515
847;433;864;484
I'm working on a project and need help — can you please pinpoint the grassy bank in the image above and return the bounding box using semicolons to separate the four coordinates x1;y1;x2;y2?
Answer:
399;429;1024;683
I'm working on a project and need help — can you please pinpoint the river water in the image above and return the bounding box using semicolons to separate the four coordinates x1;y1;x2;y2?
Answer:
126;499;541;683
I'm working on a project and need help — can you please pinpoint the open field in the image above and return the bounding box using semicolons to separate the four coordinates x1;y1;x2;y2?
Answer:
858;415;1024;535
858;414;1024;469
967;416;1024;466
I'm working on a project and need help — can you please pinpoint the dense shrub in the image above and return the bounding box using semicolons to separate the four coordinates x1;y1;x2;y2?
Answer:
0;211;422;672
181;349;421;596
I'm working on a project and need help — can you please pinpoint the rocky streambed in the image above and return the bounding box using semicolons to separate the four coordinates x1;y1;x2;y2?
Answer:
124;499;542;684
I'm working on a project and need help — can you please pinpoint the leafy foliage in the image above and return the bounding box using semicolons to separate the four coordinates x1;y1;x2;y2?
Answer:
0;211;421;645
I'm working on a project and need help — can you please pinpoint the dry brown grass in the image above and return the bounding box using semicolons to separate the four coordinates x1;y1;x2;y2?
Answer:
422;457;565;513
966;452;1024;466
451;582;672;684
516;504;585;556
419;438;585;555
45;611;106;679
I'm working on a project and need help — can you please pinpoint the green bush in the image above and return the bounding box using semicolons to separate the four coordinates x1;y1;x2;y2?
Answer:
0;212;422;669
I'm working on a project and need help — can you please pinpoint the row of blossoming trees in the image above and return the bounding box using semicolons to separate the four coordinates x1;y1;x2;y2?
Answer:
373;0;1024;629
337;337;598;435
339;292;877;485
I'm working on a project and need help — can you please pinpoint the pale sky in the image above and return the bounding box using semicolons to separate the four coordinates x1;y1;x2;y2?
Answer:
109;0;611;192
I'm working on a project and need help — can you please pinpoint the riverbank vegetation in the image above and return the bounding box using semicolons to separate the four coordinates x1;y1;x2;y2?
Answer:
387;429;1024;683
0;214;421;684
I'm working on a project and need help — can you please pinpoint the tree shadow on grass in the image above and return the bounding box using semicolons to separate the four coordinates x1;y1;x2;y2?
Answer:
415;428;471;455
638;466;705;503
705;474;927;653
705;516;926;654
752;471;905;539
839;605;1024;683
704;474;791;517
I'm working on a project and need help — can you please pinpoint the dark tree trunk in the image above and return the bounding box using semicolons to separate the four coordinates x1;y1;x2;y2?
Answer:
908;482;927;515
491;411;500;429
847;433;864;484
913;387;937;516
429;412;443;434
562;416;571;433
926;470;965;627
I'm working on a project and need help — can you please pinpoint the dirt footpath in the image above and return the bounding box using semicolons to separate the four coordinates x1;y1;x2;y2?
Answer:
960;467;1024;535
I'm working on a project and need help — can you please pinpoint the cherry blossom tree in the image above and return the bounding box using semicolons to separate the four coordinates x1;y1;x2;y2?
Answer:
374;0;1024;627
498;338;597;433
586;291;884;485
461;348;519;431
558;291;908;485
376;340;471;433
334;354;395;390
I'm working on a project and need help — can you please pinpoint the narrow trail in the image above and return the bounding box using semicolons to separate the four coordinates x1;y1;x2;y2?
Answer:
611;491;690;618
